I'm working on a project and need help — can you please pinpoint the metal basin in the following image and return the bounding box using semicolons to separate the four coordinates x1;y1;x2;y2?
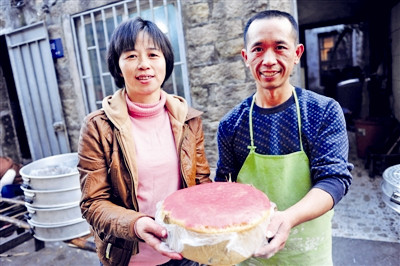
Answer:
20;153;79;190
28;218;90;242
26;202;83;225
21;186;81;208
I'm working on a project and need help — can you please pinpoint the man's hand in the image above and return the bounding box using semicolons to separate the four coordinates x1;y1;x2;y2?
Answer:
134;216;183;260
254;211;291;259
253;188;334;259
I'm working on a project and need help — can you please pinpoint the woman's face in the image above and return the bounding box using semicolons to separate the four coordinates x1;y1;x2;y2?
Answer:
118;31;166;103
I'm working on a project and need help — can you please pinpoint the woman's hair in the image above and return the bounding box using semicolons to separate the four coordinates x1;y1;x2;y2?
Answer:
107;17;174;88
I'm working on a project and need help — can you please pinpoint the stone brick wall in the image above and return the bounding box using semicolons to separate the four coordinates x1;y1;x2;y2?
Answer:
0;0;299;168
0;0;116;160
181;0;298;172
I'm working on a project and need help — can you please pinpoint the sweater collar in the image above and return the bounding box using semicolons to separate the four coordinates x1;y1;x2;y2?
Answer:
102;89;189;129
126;91;167;118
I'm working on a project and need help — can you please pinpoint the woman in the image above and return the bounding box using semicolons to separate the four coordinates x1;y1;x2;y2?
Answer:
78;17;211;266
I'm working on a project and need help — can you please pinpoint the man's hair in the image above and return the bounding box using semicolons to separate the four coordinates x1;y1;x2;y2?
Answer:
243;10;299;47
107;17;174;88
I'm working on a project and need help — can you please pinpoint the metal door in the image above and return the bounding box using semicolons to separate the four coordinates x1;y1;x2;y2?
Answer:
6;21;70;160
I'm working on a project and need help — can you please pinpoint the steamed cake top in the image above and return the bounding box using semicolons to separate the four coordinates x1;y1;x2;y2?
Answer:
161;182;271;233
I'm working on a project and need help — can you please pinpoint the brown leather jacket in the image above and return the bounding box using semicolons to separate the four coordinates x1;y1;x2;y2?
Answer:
77;89;211;266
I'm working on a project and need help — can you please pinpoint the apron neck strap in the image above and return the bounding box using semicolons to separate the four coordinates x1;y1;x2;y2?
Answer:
248;94;257;151
248;87;303;151
293;87;304;151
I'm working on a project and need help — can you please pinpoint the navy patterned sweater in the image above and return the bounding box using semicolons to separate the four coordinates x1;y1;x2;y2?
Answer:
216;87;353;205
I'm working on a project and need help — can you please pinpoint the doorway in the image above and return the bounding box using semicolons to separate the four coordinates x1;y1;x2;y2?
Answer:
0;35;31;163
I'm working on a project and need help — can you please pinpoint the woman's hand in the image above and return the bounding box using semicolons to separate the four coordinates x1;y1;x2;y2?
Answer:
253;211;291;259
134;216;183;260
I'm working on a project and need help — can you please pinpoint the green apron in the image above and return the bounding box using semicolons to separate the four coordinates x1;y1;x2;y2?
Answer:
237;89;333;266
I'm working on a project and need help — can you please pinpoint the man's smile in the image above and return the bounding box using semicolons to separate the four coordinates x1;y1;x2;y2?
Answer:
260;70;280;78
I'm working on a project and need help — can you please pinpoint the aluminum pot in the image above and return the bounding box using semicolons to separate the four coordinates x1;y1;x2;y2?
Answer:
381;164;400;213
26;202;83;225
22;186;81;208
20;153;79;190
28;218;90;242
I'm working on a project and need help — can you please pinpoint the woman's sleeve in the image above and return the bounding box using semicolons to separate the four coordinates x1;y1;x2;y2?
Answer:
193;116;212;184
77;114;144;241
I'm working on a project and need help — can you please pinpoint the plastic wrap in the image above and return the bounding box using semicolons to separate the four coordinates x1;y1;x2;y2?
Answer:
155;201;275;265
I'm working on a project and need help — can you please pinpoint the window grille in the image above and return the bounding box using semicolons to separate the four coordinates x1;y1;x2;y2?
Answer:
70;0;190;113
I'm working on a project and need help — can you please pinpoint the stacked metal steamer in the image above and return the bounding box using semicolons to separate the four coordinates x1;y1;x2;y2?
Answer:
381;164;400;214
20;153;90;241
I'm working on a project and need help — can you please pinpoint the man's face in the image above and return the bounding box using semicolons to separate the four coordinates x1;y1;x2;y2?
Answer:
241;17;304;92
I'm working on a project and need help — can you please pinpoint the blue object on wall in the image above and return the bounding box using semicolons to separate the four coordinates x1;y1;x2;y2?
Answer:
50;38;64;59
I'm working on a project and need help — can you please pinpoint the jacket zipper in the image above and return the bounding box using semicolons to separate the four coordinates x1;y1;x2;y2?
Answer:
115;130;139;211
104;130;137;262
179;124;188;188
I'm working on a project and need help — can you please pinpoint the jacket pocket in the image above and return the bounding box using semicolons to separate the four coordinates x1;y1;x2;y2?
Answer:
95;231;134;266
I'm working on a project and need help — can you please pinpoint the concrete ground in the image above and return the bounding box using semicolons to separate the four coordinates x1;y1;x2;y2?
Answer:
1;131;399;265
1;235;399;266
330;131;400;265
332;237;399;266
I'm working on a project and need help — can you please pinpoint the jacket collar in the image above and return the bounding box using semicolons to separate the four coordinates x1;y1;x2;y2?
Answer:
102;89;190;130
165;92;188;123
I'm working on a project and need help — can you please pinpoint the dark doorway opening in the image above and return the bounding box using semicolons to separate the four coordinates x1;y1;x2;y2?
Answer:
0;35;31;162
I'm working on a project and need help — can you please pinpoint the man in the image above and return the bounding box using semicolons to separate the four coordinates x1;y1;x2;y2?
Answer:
215;10;353;265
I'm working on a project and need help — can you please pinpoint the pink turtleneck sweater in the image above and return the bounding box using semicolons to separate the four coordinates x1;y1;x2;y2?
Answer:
126;91;180;266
